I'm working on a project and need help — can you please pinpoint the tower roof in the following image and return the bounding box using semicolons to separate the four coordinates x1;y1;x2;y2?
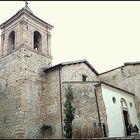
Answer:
0;2;53;29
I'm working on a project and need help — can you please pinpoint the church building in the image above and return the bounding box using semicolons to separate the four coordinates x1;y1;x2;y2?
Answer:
0;3;139;139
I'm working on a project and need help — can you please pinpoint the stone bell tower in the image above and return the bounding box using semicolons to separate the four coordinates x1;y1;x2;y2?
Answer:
0;1;53;59
0;2;53;139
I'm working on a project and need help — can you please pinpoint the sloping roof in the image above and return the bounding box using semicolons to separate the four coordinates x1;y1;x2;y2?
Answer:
95;81;135;96
124;61;140;66
0;4;53;29
45;60;140;76
99;66;123;75
44;59;99;75
99;61;140;75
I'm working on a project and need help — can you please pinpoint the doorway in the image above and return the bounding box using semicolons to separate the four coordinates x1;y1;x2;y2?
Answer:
123;110;129;135
121;98;130;136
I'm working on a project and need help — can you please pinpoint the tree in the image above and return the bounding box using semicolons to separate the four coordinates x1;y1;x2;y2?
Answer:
63;85;76;139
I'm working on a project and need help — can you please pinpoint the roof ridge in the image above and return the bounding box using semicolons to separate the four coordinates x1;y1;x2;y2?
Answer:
44;59;99;75
124;61;140;66
61;59;87;65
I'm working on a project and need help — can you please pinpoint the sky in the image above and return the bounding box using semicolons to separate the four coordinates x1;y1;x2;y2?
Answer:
0;1;140;73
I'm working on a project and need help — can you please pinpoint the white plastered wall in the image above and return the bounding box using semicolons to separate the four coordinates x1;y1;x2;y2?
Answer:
101;84;139;137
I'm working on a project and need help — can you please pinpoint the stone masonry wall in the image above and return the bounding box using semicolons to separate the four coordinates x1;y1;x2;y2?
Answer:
62;82;107;138
61;63;98;82
0;46;52;138
18;47;52;139
0;47;27;138
95;84;108;137
45;68;62;139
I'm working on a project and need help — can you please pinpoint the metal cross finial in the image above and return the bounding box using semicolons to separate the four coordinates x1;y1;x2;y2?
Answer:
25;1;28;6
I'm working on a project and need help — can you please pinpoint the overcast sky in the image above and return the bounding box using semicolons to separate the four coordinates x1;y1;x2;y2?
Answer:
0;1;140;73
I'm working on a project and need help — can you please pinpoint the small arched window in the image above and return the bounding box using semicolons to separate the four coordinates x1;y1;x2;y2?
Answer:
120;98;127;109
9;31;15;50
33;31;42;51
82;74;87;82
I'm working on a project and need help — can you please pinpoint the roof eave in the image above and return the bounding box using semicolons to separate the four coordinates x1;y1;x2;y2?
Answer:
84;60;99;76
44;59;99;76
0;8;53;29
44;64;63;73
124;62;140;66
100;82;135;96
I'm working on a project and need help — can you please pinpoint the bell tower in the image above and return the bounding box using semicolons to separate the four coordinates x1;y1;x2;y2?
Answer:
0;2;53;139
0;1;53;60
